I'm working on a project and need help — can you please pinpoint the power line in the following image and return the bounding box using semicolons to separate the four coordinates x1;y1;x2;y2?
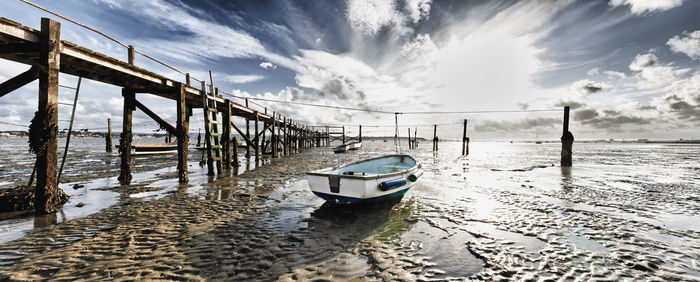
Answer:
0;120;26;127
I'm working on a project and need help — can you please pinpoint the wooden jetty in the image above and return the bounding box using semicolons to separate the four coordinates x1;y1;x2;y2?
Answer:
0;17;327;214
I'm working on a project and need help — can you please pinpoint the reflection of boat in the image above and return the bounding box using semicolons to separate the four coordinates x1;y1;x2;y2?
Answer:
131;142;177;155
333;144;349;153
307;155;423;204
348;141;362;150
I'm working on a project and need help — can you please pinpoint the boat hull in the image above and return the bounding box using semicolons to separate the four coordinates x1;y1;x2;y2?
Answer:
131;143;178;155
306;155;422;204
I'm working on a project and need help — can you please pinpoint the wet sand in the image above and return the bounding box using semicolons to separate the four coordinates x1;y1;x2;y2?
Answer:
0;138;699;280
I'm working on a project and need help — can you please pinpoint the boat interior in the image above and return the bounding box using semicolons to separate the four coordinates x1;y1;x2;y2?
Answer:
333;155;415;175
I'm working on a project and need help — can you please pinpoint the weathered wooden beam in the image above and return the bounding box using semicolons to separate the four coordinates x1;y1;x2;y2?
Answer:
118;88;135;184
134;99;177;135
0;42;40;54
231;121;257;151
131;87;177;95
34;18;66;215
0;65;39;97
176;83;189;182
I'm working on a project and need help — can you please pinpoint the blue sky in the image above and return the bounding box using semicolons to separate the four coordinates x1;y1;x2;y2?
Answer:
1;0;699;140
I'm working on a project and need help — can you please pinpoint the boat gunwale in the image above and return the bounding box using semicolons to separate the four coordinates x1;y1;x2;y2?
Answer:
306;154;419;180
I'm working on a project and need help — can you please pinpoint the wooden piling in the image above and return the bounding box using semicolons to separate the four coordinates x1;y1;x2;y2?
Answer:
222;100;232;169
254;111;260;163
118;88;134;184
245;100;250;158
176;83;189;182
561;106;573;167
33;18;66;214
271;112;277;157
283;117;288;156
359;125;362;142
408;128;412;149
413;127;417;149
106;118;112;152
462;119;468;155
127;45;134;65
432;125;438;151
232;136;239;167
342;126;345;144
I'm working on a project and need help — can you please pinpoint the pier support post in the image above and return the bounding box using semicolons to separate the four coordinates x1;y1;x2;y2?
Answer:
222;101;232;169
254;111;260;163
33;18;66;214
176;83;189;182
245;99;250;158
106;118;112;153
561;106;574;167
283;117;288;156
272;112;277;157
232;136;239;167
118;88;134;184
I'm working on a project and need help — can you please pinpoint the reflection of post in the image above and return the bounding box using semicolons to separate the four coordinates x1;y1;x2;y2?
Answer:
561;106;574;167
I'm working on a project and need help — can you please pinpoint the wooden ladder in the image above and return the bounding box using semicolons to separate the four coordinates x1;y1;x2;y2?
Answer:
201;83;223;175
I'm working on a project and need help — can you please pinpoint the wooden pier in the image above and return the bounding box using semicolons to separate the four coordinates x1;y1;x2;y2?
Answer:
0;17;323;214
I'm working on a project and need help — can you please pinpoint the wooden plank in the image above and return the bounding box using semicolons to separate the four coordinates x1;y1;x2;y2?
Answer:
134;99;176;135
0;19;40;42
0;65;39;97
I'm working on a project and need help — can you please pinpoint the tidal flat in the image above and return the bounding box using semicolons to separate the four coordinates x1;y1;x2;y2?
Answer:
0;137;698;280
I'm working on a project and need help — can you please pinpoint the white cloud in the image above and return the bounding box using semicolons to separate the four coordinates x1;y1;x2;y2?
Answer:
404;0;432;23
609;0;685;15
604;70;627;79
629;53;658;71
259;62;277;70
587;67;600;76
225;75;264;84
667;30;700;60
345;0;397;35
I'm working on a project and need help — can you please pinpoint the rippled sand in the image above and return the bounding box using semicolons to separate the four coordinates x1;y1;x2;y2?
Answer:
0;137;698;280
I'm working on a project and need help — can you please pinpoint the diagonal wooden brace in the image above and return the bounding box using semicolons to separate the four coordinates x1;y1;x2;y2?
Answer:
0;65;39;97
134;99;177;136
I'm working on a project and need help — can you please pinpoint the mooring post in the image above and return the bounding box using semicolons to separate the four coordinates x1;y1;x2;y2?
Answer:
222;100;232;169
359;125;362;142
432;125;437;151
33;18;66;214
106;118;112;152
561;106;574;167
118;88;135;184
462;119;468;155
342;126;345;144
414;127;417;148
176;83;189;182
232;136;239;167
408;127;412;149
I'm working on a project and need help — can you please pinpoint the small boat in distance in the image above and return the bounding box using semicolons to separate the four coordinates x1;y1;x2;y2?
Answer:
348;141;362;150
333;144;349;153
307;154;423;204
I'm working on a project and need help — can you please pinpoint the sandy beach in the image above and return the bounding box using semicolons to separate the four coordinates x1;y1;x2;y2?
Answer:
0;138;698;280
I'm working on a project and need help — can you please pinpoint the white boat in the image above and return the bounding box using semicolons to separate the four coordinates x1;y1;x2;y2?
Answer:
348;141;362;150
306;154;423;204
333;144;349;153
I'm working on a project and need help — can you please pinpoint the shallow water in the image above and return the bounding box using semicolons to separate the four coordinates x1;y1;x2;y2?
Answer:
0;137;699;280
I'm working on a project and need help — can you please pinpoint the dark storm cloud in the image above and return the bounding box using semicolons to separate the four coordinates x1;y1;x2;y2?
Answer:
663;95;700;121
474;117;559;132
554;100;586;110
574;108;653;128
574;109;599;121
319;77;366;101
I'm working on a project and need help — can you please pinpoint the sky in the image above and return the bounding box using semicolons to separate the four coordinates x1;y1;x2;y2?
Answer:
0;0;699;140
